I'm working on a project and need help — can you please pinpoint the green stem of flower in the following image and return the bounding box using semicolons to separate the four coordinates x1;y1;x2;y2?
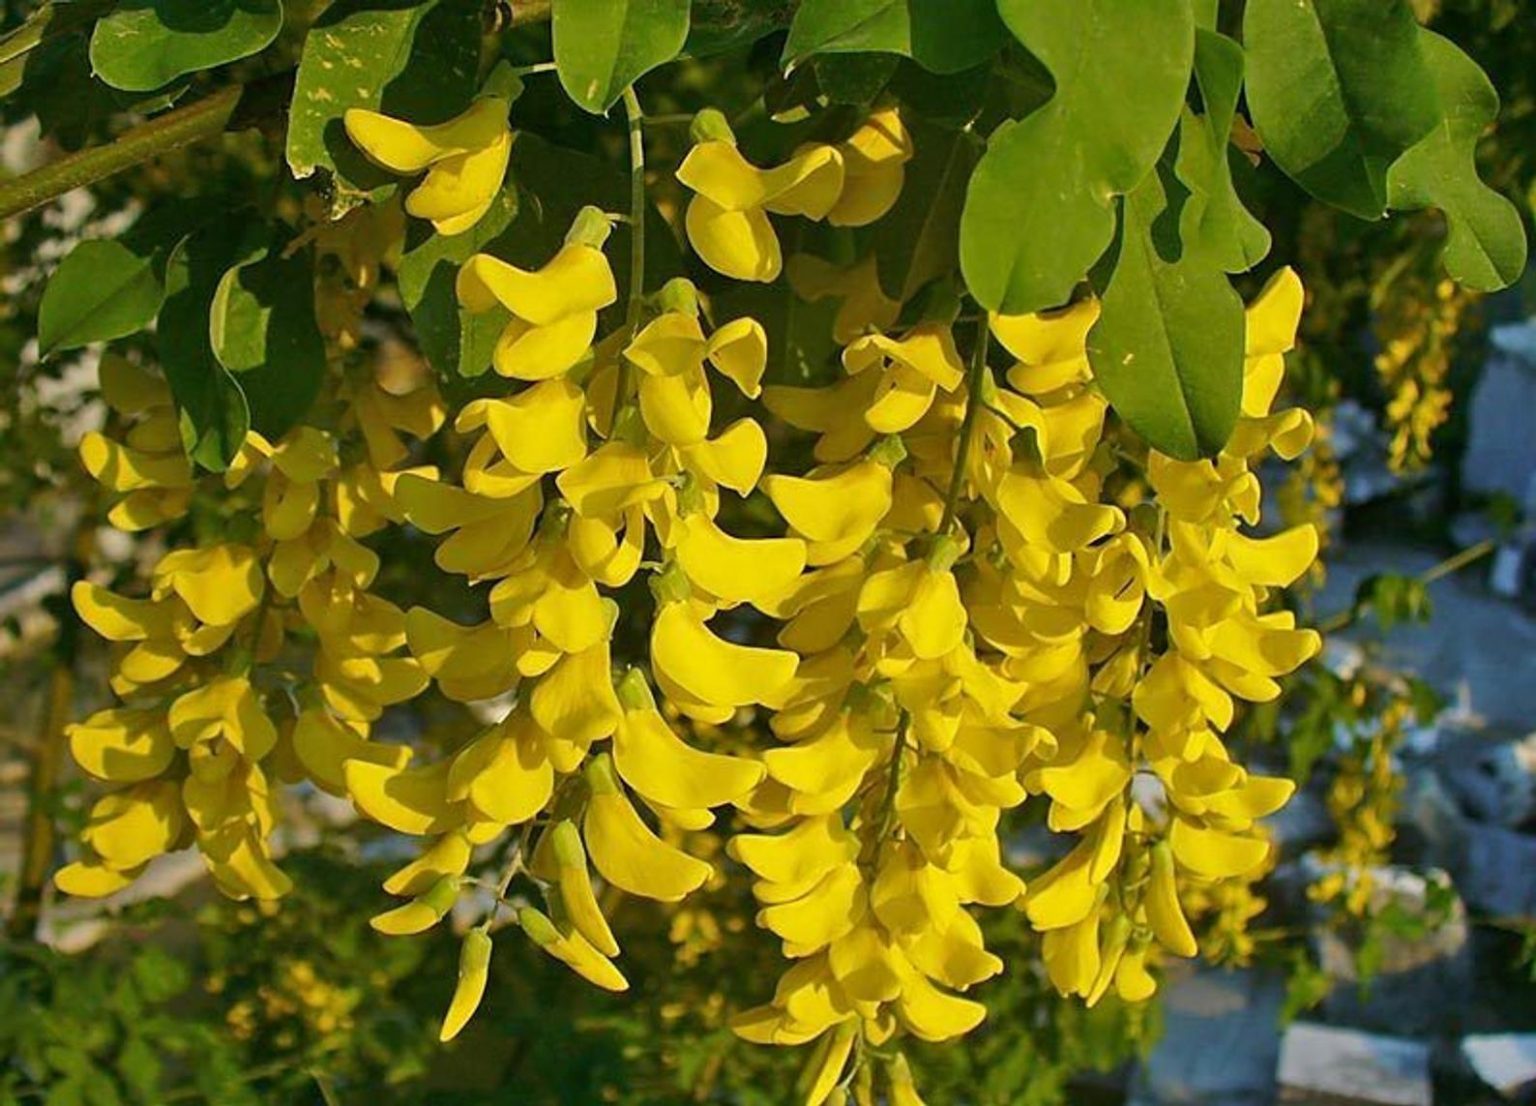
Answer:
938;320;990;538
511;61;559;76
1316;536;1497;635
612;85;647;415
873;713;910;857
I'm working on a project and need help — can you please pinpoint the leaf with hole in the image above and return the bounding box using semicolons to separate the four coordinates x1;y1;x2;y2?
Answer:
90;0;283;92
1244;0;1440;221
553;0;690;114
959;0;1194;314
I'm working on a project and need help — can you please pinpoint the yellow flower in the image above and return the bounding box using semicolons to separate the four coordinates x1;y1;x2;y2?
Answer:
622;303;771;446
762;460;893;566
613;669;766;809
291;708;409;797
519;905;629;992
827;106;914;227
441;928;493;1041
673;512;806;608
989;299;1099;396
151;543;265;628
651;600;799;717
80;779;184;872
583;753;712;902
67;708;175;783
844;323;966;435
344;95;514;236
169;675;278;761
448;708;556;826
457;233;617;380
79;355;193;531
676;112;844;281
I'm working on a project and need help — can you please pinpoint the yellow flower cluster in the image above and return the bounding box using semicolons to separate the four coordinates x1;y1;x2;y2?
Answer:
1309;670;1412;920
1372;274;1473;472
61;94;1321;1104
62;335;445;900
679;107;913;281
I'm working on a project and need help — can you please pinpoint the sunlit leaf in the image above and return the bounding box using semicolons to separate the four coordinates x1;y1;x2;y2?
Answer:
1088;166;1245;461
1387;29;1528;291
38;240;164;355
553;0;690;114
959;0;1194;314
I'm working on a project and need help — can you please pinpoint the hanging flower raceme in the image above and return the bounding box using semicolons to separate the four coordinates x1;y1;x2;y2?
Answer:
55;46;1331;1098
79;354;194;531
58;251;446;905
59;538;290;898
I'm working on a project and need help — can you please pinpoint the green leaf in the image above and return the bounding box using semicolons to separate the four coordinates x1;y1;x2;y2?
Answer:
813;53;898;105
783;0;1005;75
158;220;256;472
960;0;1194;314
38;240;164;354
286;0;482;214
1087;167;1245;461
20;35;125;152
1243;0;1440;221
89;0;283;93
1387;30;1528;292
872;122;979;303
115;1037;161;1100
552;0;690;114
1173;29;1271;272
887;59;990;130
209;243;326;438
685;1;792;57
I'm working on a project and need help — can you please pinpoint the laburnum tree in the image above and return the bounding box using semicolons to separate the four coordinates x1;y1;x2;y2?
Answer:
5;0;1527;1103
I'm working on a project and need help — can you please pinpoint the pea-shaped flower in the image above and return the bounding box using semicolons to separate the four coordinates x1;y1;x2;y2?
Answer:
676;110;844;282
344;95;513;236
827;105;914;227
456;209;618;380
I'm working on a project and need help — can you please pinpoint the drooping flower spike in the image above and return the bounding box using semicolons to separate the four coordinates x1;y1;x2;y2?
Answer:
59;46;1327;1095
